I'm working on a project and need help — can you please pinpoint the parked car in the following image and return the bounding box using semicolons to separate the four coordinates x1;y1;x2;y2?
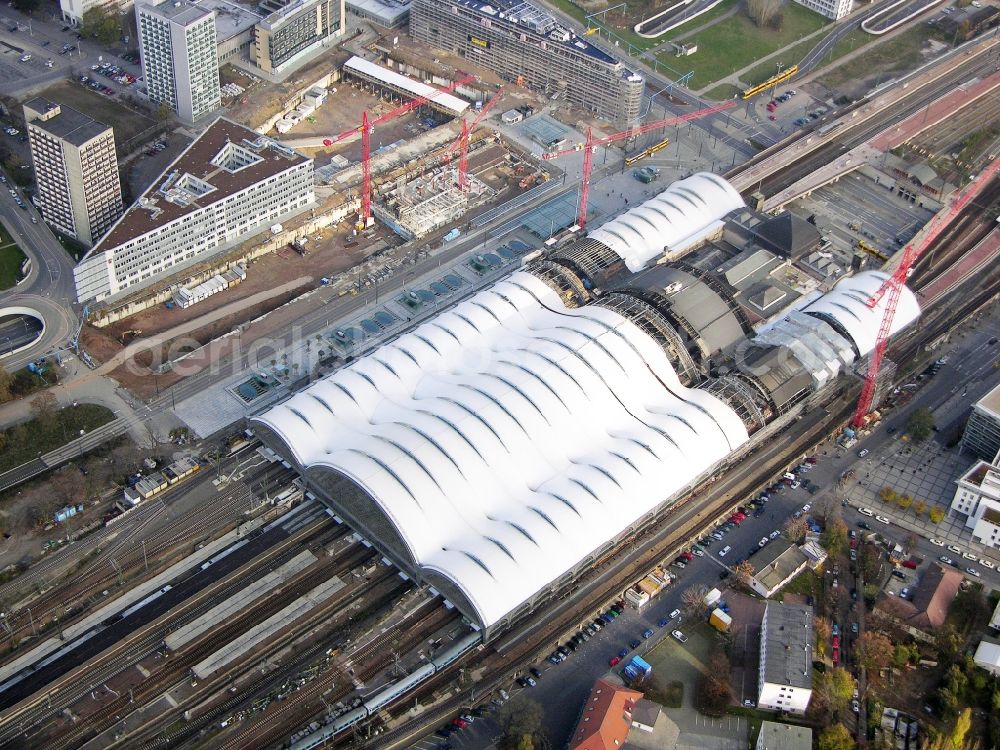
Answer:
618;647;629;659
719;545;732;557
629;639;641;649
857;521;872;530
966;568;981;578
671;630;688;643
858;449;869;457
962;551;979;561
642;628;654;639
947;545;962;554
980;559;996;570
930;538;945;546
852;699;860;713
939;556;956;567
858;507;874;517
609;656;621;667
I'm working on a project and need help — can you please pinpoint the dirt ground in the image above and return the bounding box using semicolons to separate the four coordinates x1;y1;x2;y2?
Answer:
26;81;156;149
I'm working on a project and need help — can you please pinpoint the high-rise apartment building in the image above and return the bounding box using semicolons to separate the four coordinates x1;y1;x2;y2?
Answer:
137;0;222;122
24;98;124;247
73;118;314;304
792;0;851;20
409;0;643;125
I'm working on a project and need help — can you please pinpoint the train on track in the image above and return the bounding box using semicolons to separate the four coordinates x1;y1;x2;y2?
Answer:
287;630;481;750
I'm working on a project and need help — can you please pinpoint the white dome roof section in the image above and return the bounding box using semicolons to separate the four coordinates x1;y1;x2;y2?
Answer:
803;271;920;356
253;271;748;630
588;172;745;272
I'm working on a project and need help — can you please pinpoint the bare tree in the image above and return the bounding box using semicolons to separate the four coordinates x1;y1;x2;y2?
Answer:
746;0;781;27
783;515;809;542
732;560;755;588
681;584;709;619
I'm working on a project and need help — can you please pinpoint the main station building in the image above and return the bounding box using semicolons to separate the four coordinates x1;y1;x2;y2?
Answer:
254;173;919;640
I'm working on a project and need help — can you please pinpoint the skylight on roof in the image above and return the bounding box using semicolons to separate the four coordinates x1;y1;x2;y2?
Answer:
211;141;263;172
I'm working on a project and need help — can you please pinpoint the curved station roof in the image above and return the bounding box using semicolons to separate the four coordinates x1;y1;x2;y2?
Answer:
803;271;920;355
588;172;745;272
254;272;749;629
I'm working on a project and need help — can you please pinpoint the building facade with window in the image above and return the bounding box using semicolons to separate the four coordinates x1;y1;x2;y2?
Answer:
792;0;851;20
950;449;1000;548
758;602;813;714
252;0;346;76
73;118;314;303
24;98;124;247
137;0;222;122
409;0;643;125
961;382;1000;462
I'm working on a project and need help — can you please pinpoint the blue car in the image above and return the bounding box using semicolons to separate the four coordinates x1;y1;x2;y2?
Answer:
657;617;669;627
629;639;641;649
642;629;654;639
618;647;629;659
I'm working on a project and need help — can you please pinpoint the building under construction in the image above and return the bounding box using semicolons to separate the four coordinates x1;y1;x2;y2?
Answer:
409;0;643;125
375;167;494;239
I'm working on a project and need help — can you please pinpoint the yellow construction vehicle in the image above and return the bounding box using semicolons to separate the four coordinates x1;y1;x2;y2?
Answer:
857;239;889;263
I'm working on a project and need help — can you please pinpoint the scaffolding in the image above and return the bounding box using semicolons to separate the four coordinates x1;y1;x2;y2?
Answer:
378;167;494;239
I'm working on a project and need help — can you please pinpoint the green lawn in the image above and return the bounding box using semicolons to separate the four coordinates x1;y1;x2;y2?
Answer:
703;83;743;101
545;0;661;53
742;37;818;86
660;2;829;90
0;241;27;291
817;24;948;89
0;404;115;472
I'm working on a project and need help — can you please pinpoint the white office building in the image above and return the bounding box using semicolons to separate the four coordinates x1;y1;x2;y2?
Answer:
74;118;314;304
950;449;1000;548
137;0;222;122
792;0;851;20
758;602;813;714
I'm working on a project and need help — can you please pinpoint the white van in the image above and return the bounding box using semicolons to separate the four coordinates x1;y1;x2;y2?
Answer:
859;507;874;517
783;472;796;481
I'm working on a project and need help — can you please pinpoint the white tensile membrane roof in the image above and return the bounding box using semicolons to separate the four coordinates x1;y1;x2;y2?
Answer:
587;172;746;272
803;271;920;356
255;272;749;628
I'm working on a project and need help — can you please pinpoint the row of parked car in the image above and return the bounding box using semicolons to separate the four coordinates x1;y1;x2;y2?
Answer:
91;61;138;86
548;601;626;665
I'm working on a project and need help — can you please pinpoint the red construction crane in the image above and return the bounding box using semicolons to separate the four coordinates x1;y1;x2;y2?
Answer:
541;101;737;229
321;73;476;228
851;156;999;428
442;86;505;191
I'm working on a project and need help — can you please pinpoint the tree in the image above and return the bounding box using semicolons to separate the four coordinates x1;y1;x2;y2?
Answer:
936;625;964;665
906;407;936;441
157;102;173;122
783;515;808;542
81;6;123;45
903;533;919;554
732;559;755;588
697;653;733;716
879;486;898;504
897;494;913;511
821;517;849;556
914;500;927;516
515;736;534;750
681;584;709;619
495;696;544;750
0;368;12;403
746;0;781;27
858;544;881;581
814;617;831;657
950;706;972;750
30;391;59;438
929;506;946;524
818;723;854;750
856;631;893;672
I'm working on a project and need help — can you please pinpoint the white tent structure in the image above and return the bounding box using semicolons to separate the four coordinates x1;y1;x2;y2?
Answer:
253;272;748;632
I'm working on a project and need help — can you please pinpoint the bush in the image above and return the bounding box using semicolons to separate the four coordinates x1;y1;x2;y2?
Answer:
929;506;945;524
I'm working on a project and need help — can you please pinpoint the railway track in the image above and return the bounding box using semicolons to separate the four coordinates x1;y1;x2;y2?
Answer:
0;464;292;650
0;513;335;748
40;536;371;750
207;604;459;750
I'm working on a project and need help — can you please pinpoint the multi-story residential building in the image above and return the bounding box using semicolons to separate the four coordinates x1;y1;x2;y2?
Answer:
758;602;813;714
24;98;124;247
755;721;812;750
792;0;851;20
73;118;314;304
252;0;345;76
409;0;643;125
60;0;134;25
960;382;1000;461
950;449;1000;548
137;0;222;122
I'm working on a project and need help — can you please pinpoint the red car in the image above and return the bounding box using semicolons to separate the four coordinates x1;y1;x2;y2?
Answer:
902;560;917;569
680;551;694;562
832;647;840;665
806;456;818;464
832;635;840;649
452;718;469;729
609;656;621;667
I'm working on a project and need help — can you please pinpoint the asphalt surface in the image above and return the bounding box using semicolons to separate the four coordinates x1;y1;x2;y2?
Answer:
0;170;79;369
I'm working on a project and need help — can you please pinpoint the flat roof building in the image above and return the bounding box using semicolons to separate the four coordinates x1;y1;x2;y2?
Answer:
758;602;813;714
24;98;124;247
346;0;409;27
792;0;851;20
138;0;223;123
409;0;643;125
749;540;809;598
253;0;346;76
756;721;812;750
74;117;314;304
961;382;1000;462
951;449;1000;549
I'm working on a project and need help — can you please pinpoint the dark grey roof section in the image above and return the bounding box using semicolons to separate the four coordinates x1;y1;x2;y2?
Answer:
762;601;813;690
621;265;748;358
23;98;110;147
752;213;821;259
